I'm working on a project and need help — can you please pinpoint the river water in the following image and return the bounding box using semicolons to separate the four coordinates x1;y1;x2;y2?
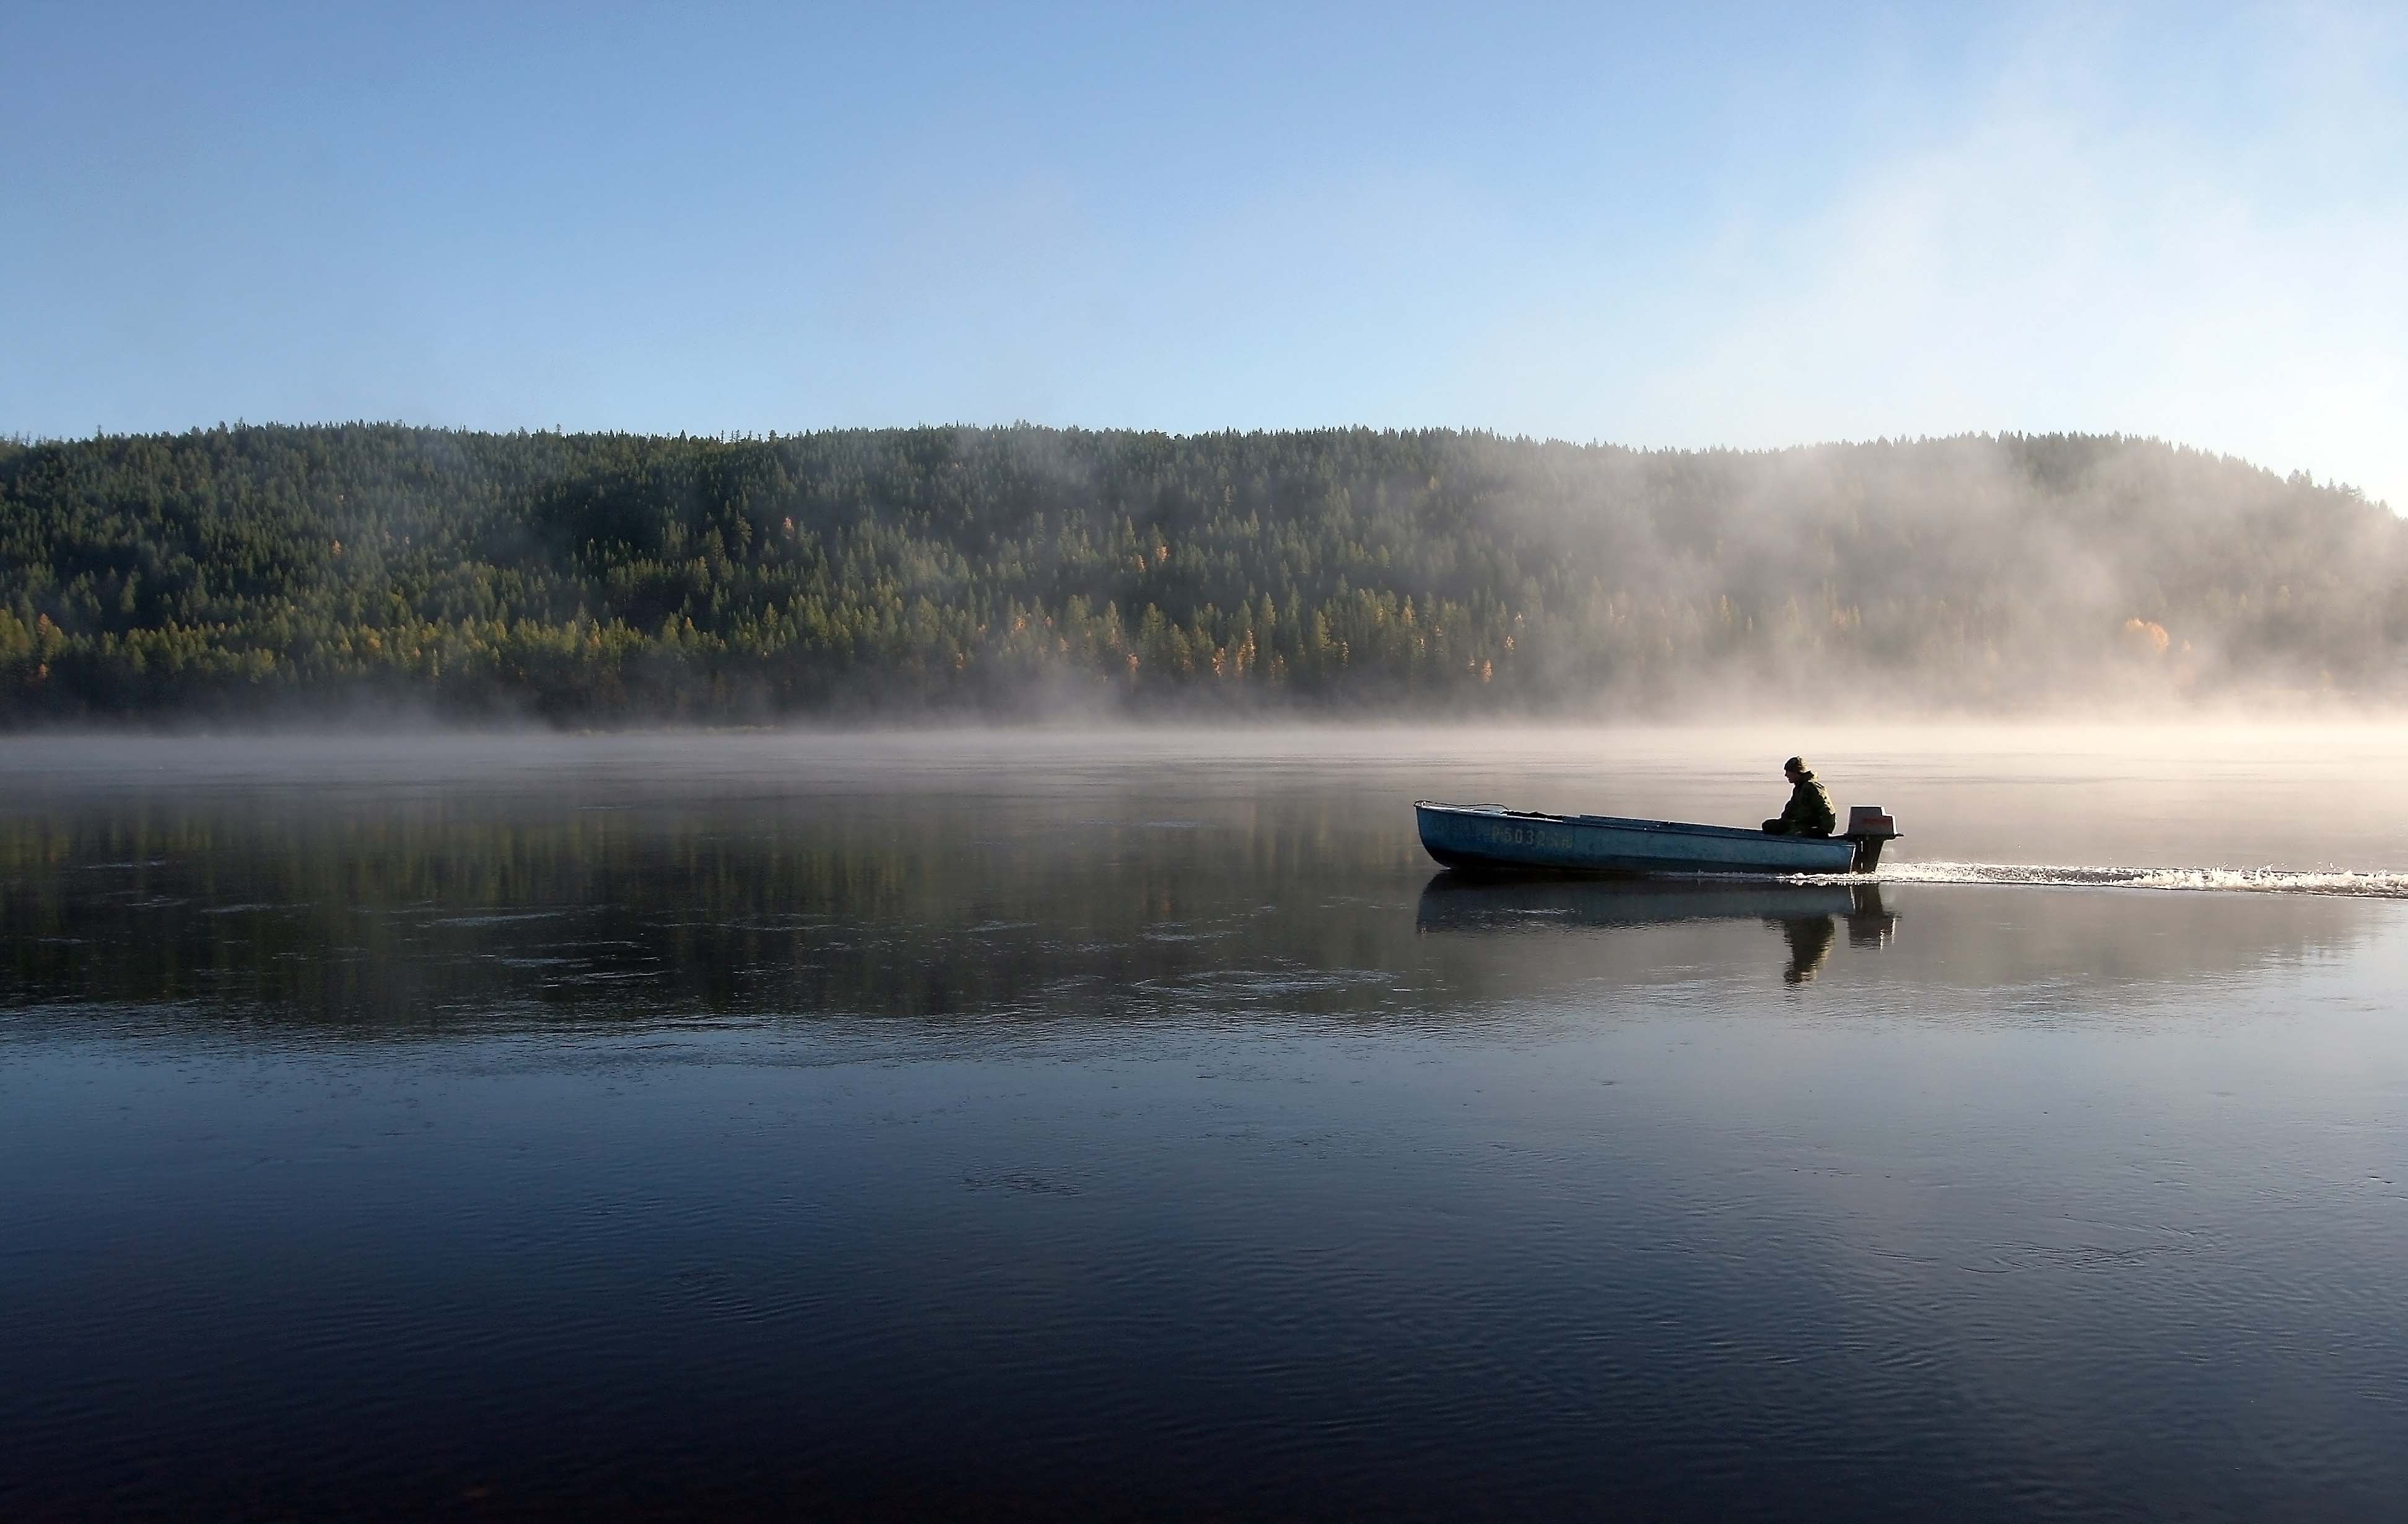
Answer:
3;727;2405;1520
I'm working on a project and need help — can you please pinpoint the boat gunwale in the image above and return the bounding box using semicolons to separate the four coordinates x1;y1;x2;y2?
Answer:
1412;799;1845;847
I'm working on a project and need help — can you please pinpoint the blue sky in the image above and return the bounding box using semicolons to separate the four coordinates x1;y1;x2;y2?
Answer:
6;1;2404;506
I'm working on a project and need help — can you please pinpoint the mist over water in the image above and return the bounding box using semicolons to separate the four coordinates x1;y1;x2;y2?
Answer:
14;0;2408;1509
8;426;2406;723
4;725;2407;1520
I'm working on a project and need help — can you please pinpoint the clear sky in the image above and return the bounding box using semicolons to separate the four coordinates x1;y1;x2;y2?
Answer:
6;1;2404;507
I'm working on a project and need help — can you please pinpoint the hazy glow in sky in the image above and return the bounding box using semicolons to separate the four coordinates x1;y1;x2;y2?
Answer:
6;1;2403;507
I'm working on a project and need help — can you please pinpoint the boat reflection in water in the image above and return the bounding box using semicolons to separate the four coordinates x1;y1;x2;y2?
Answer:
1415;872;1898;984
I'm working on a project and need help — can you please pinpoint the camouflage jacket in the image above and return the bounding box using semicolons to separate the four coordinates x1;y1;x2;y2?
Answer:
1779;773;1837;837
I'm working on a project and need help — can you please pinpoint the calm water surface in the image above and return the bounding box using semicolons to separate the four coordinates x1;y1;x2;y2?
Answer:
4;728;2406;1520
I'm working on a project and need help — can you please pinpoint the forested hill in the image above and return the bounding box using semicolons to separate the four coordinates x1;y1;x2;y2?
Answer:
1;424;2401;720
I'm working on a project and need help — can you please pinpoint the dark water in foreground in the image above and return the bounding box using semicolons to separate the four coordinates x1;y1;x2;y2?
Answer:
4;729;2406;1521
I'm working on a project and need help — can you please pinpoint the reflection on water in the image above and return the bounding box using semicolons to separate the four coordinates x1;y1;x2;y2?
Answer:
2;791;2374;1030
1414;873;1882;929
4;732;2408;1522
1415;875;1900;984
1776;912;1835;982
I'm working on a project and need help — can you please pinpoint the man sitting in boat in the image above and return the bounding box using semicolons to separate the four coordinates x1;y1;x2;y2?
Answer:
1762;757;1837;837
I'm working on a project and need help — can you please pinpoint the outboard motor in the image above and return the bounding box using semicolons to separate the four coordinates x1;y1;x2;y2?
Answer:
1844;806;1900;873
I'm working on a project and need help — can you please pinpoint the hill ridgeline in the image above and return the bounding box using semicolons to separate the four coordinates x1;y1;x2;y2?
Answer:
1;424;2399;720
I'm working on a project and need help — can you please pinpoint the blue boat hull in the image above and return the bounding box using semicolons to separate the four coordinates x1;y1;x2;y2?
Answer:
1415;801;1864;877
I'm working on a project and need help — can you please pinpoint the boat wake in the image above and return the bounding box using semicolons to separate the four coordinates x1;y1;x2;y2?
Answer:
1793;862;2408;898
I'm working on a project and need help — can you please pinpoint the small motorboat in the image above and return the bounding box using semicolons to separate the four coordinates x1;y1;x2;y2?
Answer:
1414;801;1898;877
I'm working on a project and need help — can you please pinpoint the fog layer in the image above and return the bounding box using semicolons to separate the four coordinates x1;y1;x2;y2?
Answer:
1;425;2398;720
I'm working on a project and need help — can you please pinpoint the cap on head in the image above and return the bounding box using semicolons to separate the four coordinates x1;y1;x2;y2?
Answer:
1783;756;1806;774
